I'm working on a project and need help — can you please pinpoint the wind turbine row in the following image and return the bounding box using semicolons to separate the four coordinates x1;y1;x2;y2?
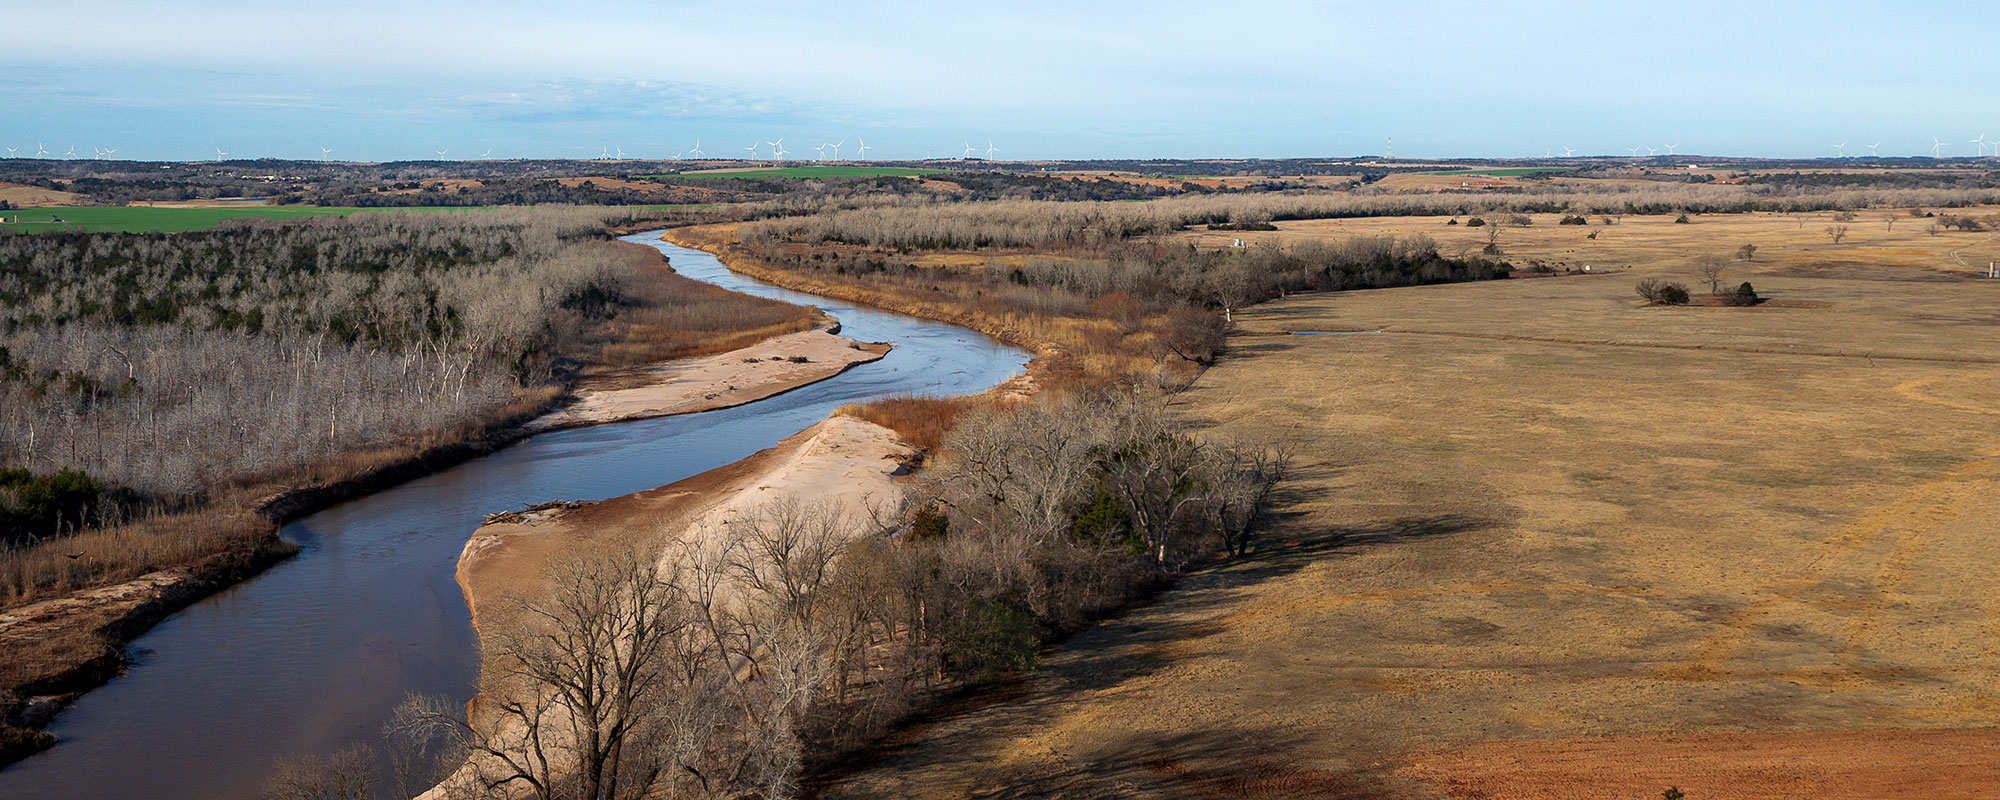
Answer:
0;142;120;159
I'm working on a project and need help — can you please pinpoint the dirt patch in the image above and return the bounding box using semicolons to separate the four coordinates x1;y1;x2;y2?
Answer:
1774;260;1969;282
1400;728;2000;800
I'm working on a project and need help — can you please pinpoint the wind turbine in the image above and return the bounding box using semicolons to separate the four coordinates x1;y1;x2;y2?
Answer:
963;141;975;159
1559;146;1577;157
764;138;784;160
320;146;333;159
214;147;228;161
63;145;76;159
744;142;759;159
480;148;492;159
985;140;998;159
812;143;827;161
1644;145;1658;156
687;140;704;158
3;147;15;158
1866;141;1881;157
614;146;627;159
1969;133;1989;157
435;148;449;158
1663;143;1679;155
829;140;843;160
1626;146;1640;157
855;139;872;159
598;146;611;160
1831;141;1846;158
93;147;107;158
34;142;48;158
1932;137;1947;158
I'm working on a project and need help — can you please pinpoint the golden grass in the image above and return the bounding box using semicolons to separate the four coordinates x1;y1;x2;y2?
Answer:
1178;206;2000;278
811;212;2000;798
835;394;989;454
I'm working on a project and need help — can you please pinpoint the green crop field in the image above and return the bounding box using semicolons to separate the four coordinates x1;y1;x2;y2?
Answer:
0;205;711;234
650;166;943;180
1424;167;1577;177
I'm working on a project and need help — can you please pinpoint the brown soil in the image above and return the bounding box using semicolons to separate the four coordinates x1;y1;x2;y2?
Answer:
1400;728;2000;800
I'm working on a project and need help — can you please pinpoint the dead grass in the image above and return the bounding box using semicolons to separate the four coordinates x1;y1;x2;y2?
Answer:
811;212;2000;799
835;394;990;454
1179;206;2000;280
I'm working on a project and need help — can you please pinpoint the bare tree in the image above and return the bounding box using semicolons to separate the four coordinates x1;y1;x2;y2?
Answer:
1825;224;1849;244
1696;255;1728;294
264;744;377;800
395;544;689;800
1212;448;1289;557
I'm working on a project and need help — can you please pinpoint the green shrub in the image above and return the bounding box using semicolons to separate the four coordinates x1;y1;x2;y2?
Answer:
1070;485;1142;554
909;505;950;541
0;468;102;543
946;601;1041;681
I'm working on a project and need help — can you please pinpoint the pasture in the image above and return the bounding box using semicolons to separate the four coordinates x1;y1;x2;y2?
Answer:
817;212;2000;799
1422;166;1578;177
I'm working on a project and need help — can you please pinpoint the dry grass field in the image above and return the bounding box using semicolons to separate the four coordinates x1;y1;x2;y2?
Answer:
815;212;2000;799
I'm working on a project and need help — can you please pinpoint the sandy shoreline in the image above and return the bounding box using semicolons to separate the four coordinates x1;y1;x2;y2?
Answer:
527;324;889;433
424;415;913;800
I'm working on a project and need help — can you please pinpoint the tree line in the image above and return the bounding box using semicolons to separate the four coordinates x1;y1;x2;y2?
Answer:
293;391;1285;800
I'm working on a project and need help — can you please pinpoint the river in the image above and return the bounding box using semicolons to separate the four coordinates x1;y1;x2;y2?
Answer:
0;232;1029;800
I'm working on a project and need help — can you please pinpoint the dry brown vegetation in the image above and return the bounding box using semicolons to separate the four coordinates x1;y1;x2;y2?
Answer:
0;209;832;763
670;224;1227;390
833;394;985;454
812;209;2000;799
0;210;818;604
401;392;1285;800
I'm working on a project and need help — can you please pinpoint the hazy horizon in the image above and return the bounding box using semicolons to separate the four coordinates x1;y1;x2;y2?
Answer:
4;0;1996;162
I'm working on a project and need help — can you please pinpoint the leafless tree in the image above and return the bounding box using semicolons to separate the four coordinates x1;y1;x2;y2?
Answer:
1696;255;1728;294
264;744;377;800
1826;224;1849;244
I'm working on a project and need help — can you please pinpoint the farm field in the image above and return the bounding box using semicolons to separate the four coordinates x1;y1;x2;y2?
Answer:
0;204;708;233
658;165;943;179
1422;166;1578;177
816;216;2000;799
1183;206;2000;280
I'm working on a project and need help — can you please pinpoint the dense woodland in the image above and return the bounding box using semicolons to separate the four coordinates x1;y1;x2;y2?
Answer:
0;208;813;584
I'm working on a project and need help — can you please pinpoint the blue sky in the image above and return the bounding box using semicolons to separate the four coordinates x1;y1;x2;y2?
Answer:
2;0;1994;162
